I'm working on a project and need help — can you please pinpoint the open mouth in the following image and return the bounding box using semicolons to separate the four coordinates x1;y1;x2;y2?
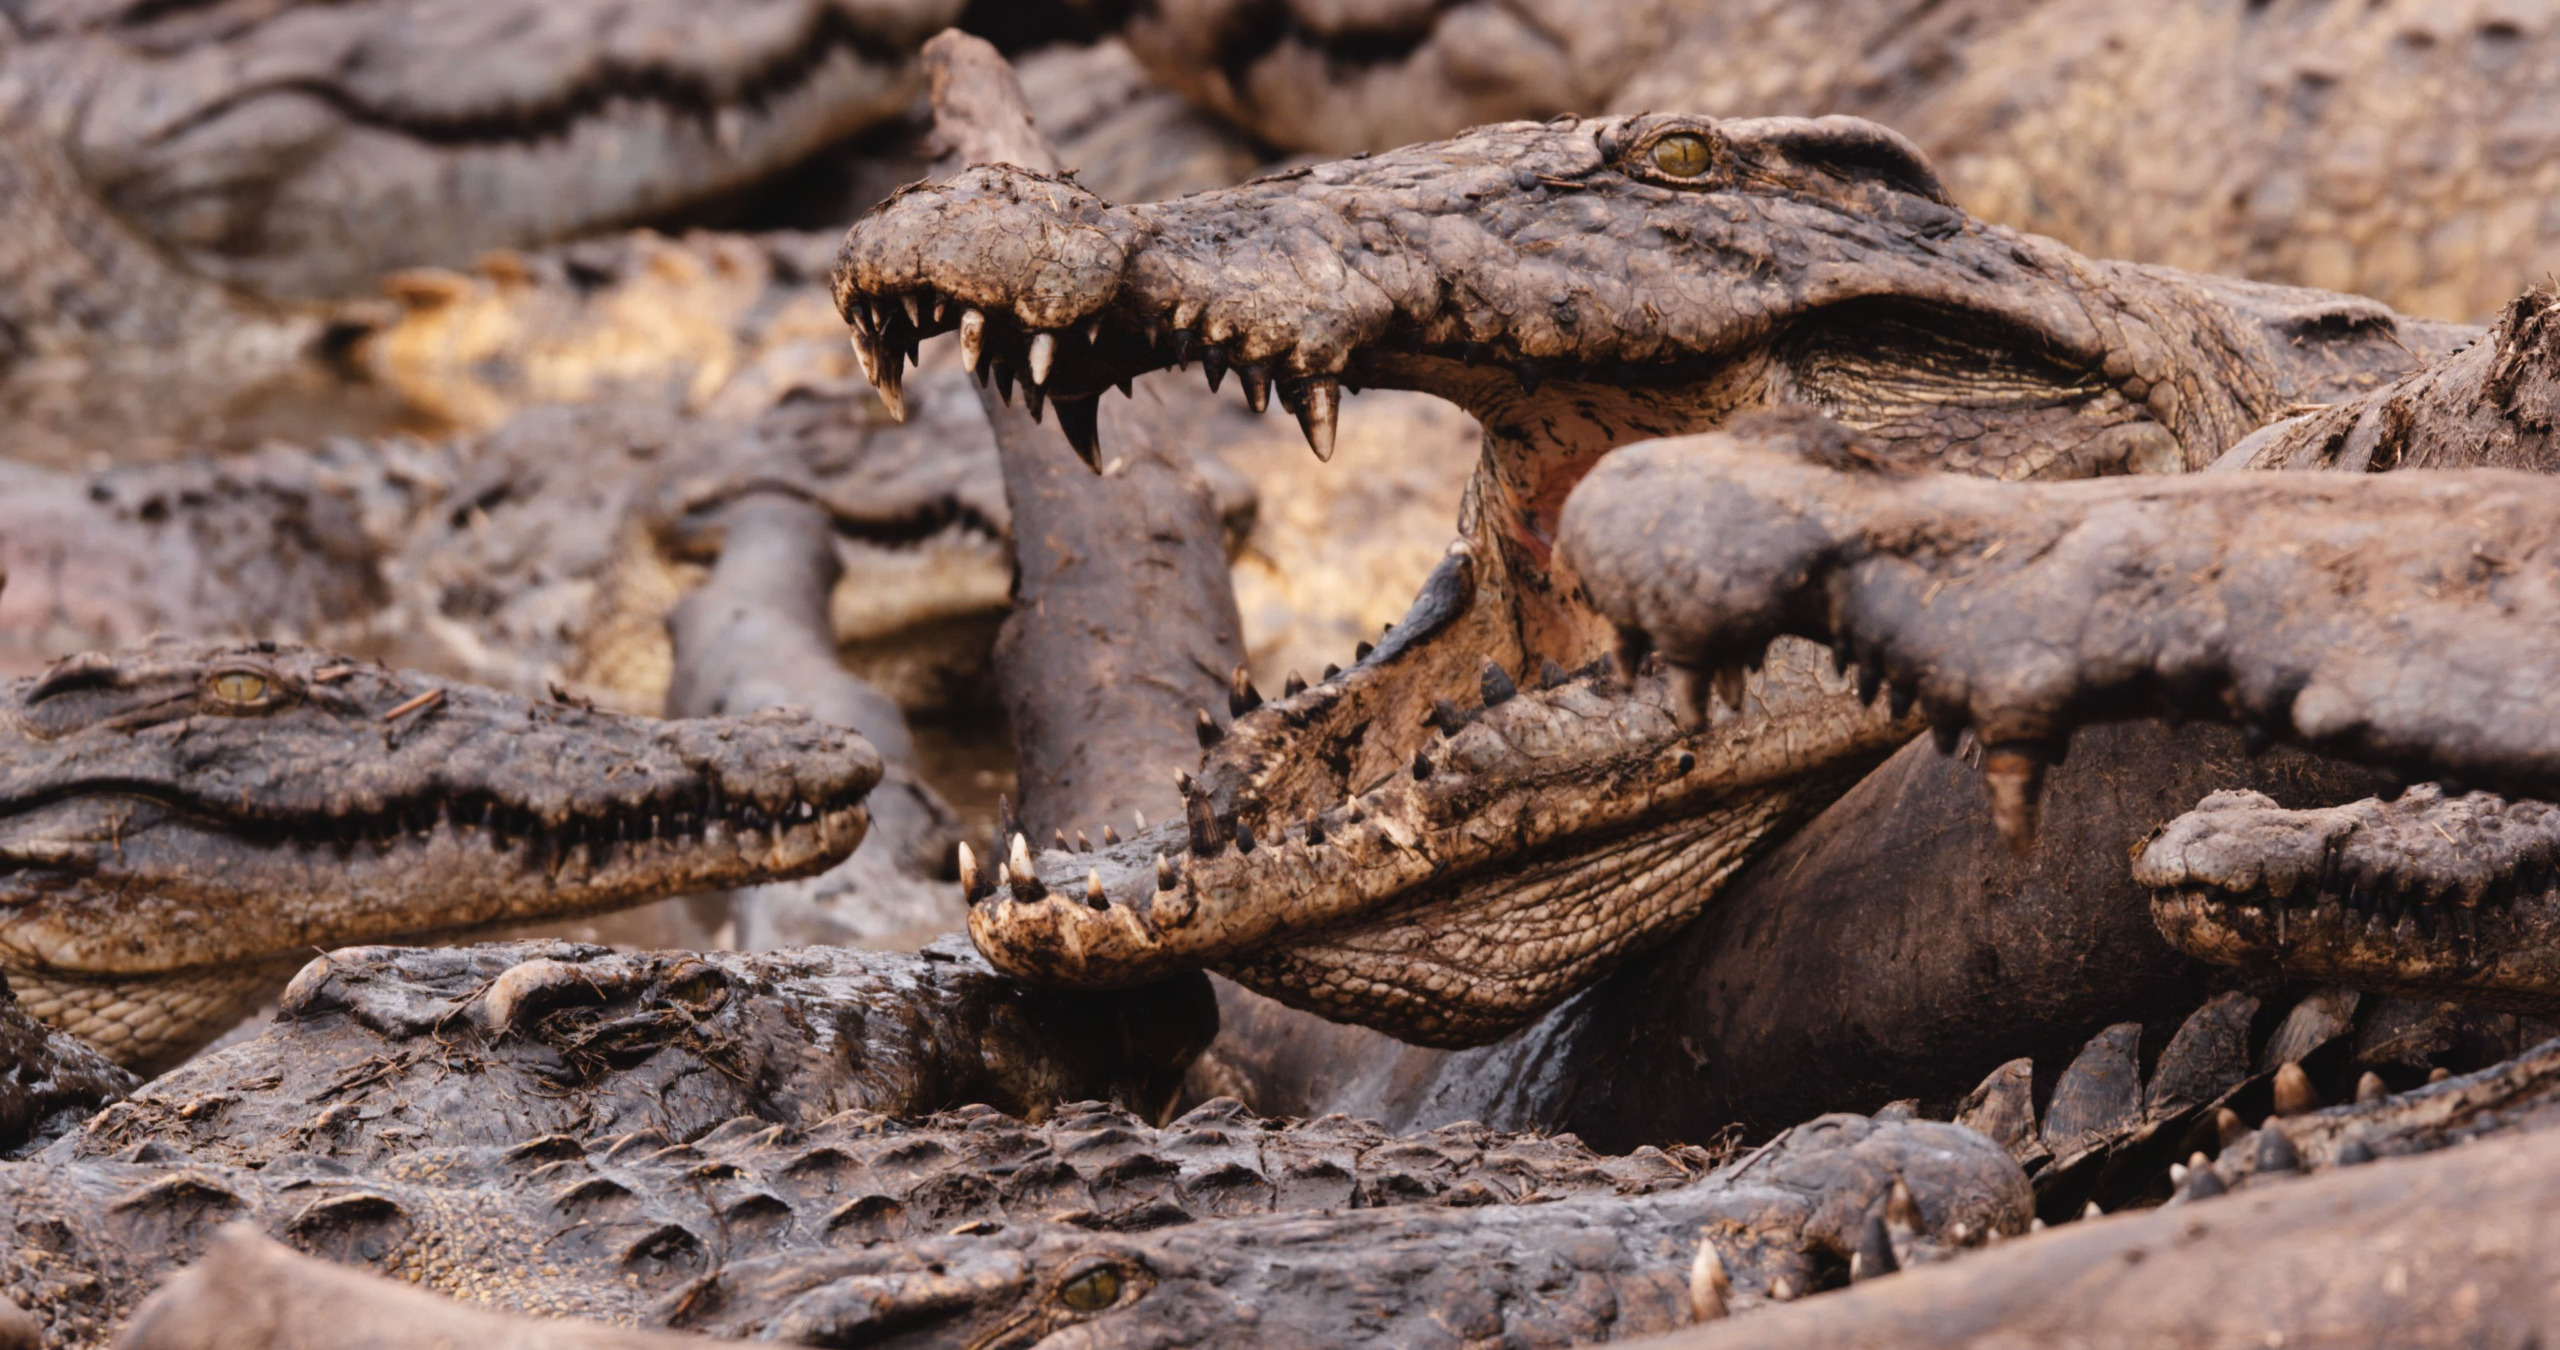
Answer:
828;118;2193;1040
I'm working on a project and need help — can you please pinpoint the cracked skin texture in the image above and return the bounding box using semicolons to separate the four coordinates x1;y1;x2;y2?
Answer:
0;638;877;1072
1;1096;2019;1348
69;939;1214;1170
1560;421;2560;848
834;110;2459;1045
1103;0;2560;321
2143;786;2560;1019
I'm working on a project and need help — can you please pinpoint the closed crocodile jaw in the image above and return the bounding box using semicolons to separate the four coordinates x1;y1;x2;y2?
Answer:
0;783;865;975
2142;787;2560;1017
0;636;879;1069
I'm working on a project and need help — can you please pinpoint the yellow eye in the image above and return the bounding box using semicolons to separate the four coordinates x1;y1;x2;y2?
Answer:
1650;133;1714;179
1057;1266;1122;1312
209;671;270;705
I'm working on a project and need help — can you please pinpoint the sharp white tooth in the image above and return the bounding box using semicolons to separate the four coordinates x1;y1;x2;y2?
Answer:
935;297;951;324
1009;832;1034;882
1084;317;1101;345
903;293;922;327
849;331;879;385
1296;377;1339;462
876;359;907;422
1029;332;1056;386
960;309;986;372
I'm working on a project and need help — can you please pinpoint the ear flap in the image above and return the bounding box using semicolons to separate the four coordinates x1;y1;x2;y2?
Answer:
1737;116;1952;206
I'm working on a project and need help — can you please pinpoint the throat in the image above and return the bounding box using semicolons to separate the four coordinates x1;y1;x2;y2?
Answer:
1465;375;1772;666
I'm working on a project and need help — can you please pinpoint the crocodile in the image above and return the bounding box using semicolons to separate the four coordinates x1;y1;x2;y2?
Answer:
0;638;877;1071
2;0;961;302
2233;283;2560;476
65;939;1213;1169
1458;304;2560;1145
1933;980;2559;1220
2143;787;2560;1020
832;109;2462;1046
1556;414;2560;846
0;1095;2021;1347
1096;0;2560;321
0;373;1021;712
0;994;135;1159
0;0;976;463
1659;1101;2560;1350
122;1227;716;1350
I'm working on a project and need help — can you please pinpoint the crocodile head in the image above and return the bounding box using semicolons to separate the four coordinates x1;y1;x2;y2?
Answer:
2143;787;2560;1019
6;0;961;299
834;112;2442;1045
0;637;879;1070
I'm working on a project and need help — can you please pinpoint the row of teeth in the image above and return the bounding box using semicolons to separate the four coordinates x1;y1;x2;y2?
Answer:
846;288;1356;469
2158;874;2557;942
257;791;834;859
957;652;1644;914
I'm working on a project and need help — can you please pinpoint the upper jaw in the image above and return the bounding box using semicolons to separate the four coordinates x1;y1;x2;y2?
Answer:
830;117;2113;464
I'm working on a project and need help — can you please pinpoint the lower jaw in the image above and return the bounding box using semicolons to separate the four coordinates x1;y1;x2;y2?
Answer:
1215;786;1821;1048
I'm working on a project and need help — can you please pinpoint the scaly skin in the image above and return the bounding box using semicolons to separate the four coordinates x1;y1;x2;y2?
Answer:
123;1228;720;1350
1560;416;2560;848
2143;787;2560;1018
0;1099;2022;1347
1102;0;2560;321
0;639;876;1071
66;939;1215;1169
832;112;2456;1044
